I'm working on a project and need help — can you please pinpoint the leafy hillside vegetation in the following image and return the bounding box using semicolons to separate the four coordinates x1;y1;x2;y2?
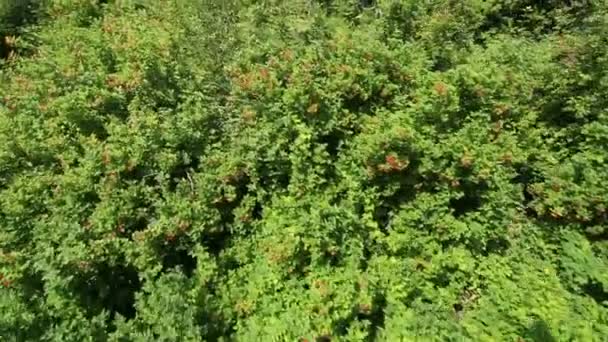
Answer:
1;0;608;340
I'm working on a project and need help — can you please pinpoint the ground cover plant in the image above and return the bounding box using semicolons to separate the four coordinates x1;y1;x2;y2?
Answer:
1;0;608;340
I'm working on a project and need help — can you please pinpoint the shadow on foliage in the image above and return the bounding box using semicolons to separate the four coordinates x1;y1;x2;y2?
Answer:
0;0;39;60
73;263;141;320
210;171;251;251
331;291;386;341
582;281;608;306
449;180;487;218
159;240;197;278
370;154;423;233
478;0;594;37
523;319;556;342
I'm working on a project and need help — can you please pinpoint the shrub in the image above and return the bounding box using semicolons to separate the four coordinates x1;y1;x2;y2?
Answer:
1;0;608;340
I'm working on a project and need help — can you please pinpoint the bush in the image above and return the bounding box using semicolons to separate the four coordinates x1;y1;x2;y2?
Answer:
1;0;608;340
0;0;39;59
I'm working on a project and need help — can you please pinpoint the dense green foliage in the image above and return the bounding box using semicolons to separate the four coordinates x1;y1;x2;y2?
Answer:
2;0;608;340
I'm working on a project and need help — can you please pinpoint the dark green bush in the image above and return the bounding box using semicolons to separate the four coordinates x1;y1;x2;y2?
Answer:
1;0;608;340
0;0;39;59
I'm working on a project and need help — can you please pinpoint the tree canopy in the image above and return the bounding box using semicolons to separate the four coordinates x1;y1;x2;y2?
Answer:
1;0;608;340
